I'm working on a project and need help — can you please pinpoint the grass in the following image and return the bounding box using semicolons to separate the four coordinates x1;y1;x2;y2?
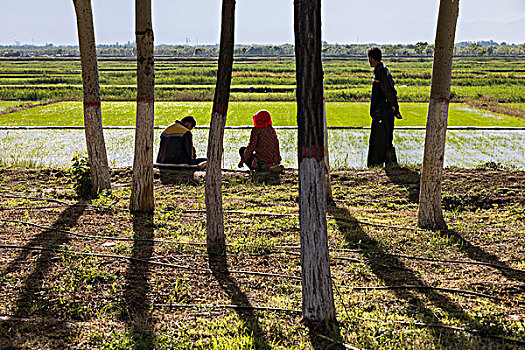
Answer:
2;101;525;127
0;100;43;114
0;101;25;112
0;167;523;349
503;103;525;110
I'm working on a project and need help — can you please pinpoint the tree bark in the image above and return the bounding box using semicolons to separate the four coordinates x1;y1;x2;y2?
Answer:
205;0;235;271
322;85;333;202
130;0;155;213
418;0;460;230
294;0;336;323
72;0;111;194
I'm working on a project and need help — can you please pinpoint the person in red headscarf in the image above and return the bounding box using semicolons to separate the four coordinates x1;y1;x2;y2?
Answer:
238;110;283;172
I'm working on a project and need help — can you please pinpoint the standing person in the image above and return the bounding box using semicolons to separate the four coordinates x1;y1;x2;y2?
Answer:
156;116;206;167
238;110;283;172
367;46;402;168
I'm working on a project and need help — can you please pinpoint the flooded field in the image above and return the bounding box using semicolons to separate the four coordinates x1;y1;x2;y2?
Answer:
1;128;524;169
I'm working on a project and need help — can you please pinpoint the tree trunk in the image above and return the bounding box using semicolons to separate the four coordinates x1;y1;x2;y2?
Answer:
72;0;111;195
418;0;459;230
205;0;235;271
294;0;336;323
130;0;155;213
322;85;333;202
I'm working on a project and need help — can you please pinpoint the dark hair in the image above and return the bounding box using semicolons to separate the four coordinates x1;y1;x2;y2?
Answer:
181;116;197;128
367;47;382;61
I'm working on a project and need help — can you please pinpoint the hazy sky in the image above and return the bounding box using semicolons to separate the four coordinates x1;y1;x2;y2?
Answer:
0;0;523;46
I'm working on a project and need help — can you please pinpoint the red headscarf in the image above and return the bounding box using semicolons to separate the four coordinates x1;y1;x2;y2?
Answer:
252;110;273;128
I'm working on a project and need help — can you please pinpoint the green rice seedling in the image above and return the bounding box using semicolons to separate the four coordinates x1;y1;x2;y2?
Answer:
3;101;525;127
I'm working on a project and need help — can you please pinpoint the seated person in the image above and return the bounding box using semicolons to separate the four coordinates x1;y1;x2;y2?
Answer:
238;110;283;172
156;116;206;167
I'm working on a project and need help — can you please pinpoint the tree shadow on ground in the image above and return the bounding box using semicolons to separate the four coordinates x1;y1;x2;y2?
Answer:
209;252;271;350
123;213;155;350
385;166;420;203
0;204;86;349
328;203;475;349
439;229;525;284
306;320;346;350
384;167;523;284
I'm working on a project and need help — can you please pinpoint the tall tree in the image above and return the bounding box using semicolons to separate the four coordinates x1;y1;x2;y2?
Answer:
322;85;333;202
418;0;460;230
294;0;336;323
205;0;236;270
72;0;111;195
130;0;155;212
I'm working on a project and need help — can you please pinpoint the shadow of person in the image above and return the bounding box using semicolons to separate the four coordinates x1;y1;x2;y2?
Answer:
209;250;271;350
439;229;525;284
123;212;155;350
385;166;420;203
0;204;86;349
327;203;474;348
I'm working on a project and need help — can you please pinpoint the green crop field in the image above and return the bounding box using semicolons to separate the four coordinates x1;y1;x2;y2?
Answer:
503;102;525;110
0;100;42;113
1;56;524;169
0;56;523;102
0;101;24;112
2;101;525;128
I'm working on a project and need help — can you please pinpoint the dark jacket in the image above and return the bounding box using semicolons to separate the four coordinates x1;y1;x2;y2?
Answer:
370;62;400;118
156;121;195;164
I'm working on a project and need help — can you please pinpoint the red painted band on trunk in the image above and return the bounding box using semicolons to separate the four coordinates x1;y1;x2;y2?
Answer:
84;101;101;106
137;97;154;103
213;104;228;114
430;94;450;103
300;146;324;160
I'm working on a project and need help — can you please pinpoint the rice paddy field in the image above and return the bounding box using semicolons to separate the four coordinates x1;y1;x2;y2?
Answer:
1;101;525;127
0;100;524;169
0;55;524;102
0;55;524;169
1;127;524;170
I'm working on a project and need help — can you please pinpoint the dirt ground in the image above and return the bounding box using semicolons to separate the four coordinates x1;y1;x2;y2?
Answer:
0;166;524;349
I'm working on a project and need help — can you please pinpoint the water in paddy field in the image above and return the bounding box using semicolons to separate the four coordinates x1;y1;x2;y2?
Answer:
0;129;524;170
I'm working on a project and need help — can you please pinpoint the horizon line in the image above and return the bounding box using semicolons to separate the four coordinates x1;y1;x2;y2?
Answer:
1;40;524;48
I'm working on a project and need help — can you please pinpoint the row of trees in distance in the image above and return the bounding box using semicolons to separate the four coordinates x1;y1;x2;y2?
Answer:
2;41;524;57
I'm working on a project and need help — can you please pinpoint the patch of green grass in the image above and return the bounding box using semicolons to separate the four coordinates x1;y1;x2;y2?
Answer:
2;101;525;127
502;103;525;110
0;101;40;112
1;168;523;349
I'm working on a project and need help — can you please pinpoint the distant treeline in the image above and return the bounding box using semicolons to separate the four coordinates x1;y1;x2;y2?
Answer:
2;42;525;57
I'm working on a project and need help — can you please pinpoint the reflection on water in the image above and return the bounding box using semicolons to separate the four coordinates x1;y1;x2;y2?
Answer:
1;129;524;169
